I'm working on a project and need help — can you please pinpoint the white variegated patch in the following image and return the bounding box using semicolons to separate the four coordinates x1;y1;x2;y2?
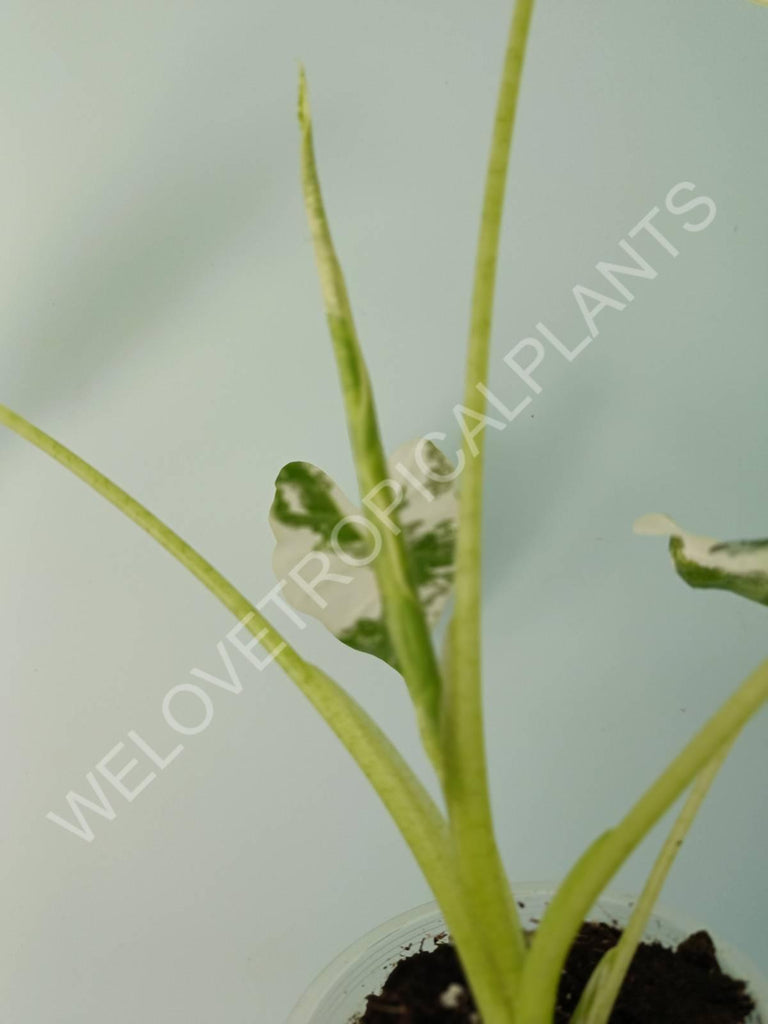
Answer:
270;439;458;668
634;513;768;607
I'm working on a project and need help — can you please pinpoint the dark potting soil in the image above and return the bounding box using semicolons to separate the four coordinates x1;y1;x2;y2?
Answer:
357;922;756;1024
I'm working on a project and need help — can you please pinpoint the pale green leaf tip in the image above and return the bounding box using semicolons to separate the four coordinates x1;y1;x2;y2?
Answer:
633;513;681;538
297;64;310;129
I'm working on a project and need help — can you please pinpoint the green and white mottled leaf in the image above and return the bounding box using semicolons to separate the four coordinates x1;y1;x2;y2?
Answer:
634;513;768;607
270;439;458;669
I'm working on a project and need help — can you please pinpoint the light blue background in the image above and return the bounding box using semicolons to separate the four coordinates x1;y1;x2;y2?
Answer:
1;1;766;1022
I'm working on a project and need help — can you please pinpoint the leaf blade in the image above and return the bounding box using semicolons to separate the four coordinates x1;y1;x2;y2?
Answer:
572;742;733;1024
269;440;459;671
515;658;768;1024
297;72;445;769
635;513;768;607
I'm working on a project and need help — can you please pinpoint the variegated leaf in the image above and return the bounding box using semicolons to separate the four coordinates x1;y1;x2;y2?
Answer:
634;513;768;607
270;439;458;669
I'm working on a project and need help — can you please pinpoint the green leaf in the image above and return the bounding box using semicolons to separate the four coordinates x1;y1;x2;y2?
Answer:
634;513;768;607
572;741;733;1024
515;656;768;1024
570;948;618;1024
270;439;458;670
298;69;445;767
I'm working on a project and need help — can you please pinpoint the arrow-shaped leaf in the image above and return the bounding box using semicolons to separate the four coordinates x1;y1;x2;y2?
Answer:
634;513;768;607
270;438;458;669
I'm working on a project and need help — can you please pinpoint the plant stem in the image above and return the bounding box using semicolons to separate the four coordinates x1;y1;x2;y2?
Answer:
0;402;516;1023
297;70;445;776
443;0;536;996
515;658;768;1024
572;740;734;1024
0;406;431;829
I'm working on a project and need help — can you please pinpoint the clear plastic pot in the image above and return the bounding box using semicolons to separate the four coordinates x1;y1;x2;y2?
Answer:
286;884;767;1024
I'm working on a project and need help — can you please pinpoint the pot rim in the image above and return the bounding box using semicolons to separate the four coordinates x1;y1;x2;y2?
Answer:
286;882;768;1023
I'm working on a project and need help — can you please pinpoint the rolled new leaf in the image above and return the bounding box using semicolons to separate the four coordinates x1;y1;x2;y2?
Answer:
297;70;446;768
270;439;458;670
634;513;768;607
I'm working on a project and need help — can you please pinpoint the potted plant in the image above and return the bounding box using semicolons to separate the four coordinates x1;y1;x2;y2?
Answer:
2;1;766;1021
